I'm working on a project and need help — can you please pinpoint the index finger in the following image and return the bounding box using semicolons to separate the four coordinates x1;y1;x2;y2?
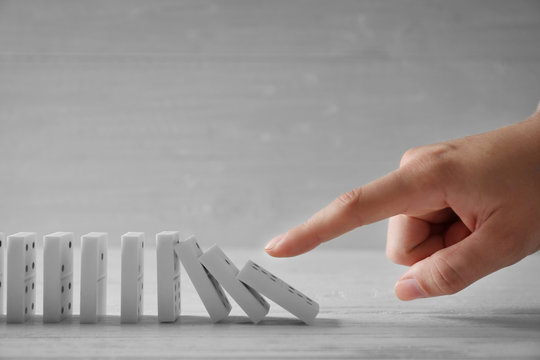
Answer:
265;165;446;257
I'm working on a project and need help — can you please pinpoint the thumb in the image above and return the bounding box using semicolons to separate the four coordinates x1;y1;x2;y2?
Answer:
394;220;519;300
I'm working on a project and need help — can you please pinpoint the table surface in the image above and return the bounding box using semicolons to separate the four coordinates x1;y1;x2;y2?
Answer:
0;247;539;359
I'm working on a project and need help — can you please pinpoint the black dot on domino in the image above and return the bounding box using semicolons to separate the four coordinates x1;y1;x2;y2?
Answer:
101;253;104;261
68;241;72;248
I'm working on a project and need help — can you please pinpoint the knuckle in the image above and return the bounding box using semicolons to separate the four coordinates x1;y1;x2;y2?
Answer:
336;187;363;208
386;246;414;266
332;187;364;227
299;216;324;245
426;253;465;296
400;146;423;167
401;143;459;189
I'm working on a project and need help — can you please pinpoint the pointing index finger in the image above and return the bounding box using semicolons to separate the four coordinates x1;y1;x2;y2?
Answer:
265;166;445;257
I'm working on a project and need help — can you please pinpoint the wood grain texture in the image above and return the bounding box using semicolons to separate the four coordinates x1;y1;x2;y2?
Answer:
0;247;539;359
1;1;540;248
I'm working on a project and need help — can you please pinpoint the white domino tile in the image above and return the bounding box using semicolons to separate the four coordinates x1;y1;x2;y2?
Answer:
199;245;269;324
43;232;74;323
121;232;145;323
80;232;108;324
156;231;181;323
237;260;319;325
0;232;4;316
176;236;231;322
7;232;37;323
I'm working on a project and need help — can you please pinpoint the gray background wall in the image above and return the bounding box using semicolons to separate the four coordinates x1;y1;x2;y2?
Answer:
1;0;539;249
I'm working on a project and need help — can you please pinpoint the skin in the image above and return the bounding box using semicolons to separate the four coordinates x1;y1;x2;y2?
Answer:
265;104;540;301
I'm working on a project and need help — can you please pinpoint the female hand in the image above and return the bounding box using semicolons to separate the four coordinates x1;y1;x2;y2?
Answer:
265;106;540;300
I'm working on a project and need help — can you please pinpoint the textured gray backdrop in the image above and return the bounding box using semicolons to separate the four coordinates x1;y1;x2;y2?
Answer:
1;0;539;249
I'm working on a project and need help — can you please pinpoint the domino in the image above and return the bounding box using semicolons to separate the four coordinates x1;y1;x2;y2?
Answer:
156;231;181;323
199;246;269;324
7;232;37;323
176;236;231;322
80;232;108;323
121;232;145;323
43;232;74;323
237;260;319;325
0;233;4;316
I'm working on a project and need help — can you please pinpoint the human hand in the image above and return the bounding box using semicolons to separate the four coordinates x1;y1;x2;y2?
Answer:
265;107;540;300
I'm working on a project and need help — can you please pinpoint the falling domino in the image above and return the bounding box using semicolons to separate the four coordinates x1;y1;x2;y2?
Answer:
199;245;269;324
43;232;74;323
237;260;319;325
176;236;231;322
7;232;37;323
121;232;145;323
80;232;108;324
156;231;181;323
0;233;4;316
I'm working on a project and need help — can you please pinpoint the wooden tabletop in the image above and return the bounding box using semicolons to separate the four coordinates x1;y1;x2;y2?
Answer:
1;247;539;359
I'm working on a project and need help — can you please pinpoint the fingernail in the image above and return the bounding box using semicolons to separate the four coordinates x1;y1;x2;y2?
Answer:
395;278;428;301
265;233;286;251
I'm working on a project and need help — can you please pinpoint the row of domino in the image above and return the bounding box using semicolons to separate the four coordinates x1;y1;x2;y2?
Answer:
0;231;319;325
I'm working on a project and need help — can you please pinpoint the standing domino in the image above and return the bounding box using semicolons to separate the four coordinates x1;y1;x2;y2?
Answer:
199;246;269;324
0;233;4;316
176;236;231;322
121;232;145;323
7;232;37;323
237;260;319;325
156;231;181;323
43;232;74;323
80;232;108;323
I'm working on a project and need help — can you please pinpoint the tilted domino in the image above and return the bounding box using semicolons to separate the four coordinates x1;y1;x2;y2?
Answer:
0;233;4;316
237;260;319;325
176;236;231;322
80;232;108;323
199;246;269;324
121;232;145;323
7;232;37;323
43;232;74;323
156;231;181;323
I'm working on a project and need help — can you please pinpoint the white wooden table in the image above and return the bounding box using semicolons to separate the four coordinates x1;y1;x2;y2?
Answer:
1;247;539;359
